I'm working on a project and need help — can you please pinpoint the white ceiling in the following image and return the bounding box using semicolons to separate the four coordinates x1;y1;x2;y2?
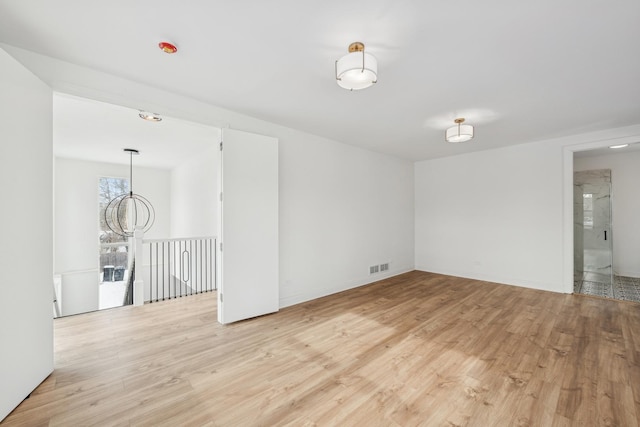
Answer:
54;93;220;169
1;0;640;161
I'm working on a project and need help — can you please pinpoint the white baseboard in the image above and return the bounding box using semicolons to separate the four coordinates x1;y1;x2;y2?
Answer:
615;271;640;279
414;265;565;294
279;267;414;309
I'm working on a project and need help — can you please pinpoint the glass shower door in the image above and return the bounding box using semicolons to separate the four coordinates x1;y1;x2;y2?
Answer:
579;174;613;286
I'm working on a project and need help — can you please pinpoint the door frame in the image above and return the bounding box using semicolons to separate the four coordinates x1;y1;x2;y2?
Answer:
562;135;640;294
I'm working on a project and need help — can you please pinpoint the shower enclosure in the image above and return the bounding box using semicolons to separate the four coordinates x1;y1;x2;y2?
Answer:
574;169;613;287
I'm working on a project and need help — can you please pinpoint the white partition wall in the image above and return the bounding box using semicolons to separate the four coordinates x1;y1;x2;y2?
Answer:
217;129;279;324
0;48;54;421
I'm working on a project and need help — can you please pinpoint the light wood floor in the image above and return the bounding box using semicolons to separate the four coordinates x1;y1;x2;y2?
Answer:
3;271;640;426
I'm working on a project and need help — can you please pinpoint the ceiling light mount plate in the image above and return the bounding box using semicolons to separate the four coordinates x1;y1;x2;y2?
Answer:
348;42;365;53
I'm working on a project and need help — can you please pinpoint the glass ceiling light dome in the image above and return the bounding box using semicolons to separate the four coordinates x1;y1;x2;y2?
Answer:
335;42;378;91
445;118;474;143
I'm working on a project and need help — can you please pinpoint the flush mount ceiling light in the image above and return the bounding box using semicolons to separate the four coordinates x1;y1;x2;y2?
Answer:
158;41;177;54
335;42;378;91
609;144;629;149
445;118;474;143
138;110;162;122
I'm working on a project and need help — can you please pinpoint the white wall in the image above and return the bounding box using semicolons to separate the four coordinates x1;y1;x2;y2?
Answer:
0;48;53;422
415;126;640;294
415;141;564;291
279;134;414;306
169;131;414;308
170;145;218;238
170;129;415;308
575;150;640;277
9;47;416;309
54;157;171;314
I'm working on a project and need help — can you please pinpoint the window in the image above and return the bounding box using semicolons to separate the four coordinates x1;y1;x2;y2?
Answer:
99;177;129;244
98;177;130;285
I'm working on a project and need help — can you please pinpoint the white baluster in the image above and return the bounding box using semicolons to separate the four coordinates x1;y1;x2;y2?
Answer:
133;226;145;306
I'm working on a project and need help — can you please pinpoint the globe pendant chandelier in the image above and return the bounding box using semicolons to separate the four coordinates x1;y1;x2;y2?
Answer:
104;148;155;237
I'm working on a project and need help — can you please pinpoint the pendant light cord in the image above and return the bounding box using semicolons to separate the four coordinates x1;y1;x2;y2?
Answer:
129;150;133;197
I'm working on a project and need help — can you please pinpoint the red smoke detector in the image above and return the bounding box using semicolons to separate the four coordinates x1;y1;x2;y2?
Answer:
158;42;177;54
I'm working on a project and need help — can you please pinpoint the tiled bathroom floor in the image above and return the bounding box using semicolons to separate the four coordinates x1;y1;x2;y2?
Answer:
574;275;640;303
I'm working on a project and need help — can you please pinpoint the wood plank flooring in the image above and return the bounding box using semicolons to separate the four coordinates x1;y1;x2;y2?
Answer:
3;271;640;426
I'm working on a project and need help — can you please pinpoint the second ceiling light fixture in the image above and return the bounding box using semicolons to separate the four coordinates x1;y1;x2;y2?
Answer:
445;118;474;143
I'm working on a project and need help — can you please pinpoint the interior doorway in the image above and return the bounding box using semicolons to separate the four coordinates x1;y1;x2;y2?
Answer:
572;146;640;302
53;93;220;317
